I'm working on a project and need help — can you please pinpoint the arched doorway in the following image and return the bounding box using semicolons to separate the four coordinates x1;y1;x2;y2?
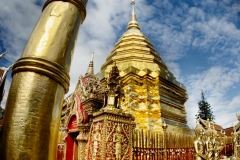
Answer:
66;115;79;160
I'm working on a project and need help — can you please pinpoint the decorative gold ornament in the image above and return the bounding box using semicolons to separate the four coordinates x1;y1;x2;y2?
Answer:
113;124;124;160
86;65;135;160
102;62;123;111
194;120;206;160
87;113;135;160
193;118;227;160
205;121;214;160
233;114;240;159
132;128;195;160
92;123;101;159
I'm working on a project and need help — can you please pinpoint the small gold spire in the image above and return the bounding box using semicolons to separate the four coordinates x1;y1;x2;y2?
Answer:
131;0;135;15
127;0;140;30
86;52;94;75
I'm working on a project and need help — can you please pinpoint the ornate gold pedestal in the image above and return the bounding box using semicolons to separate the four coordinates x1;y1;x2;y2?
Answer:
87;108;135;160
77;124;90;160
0;0;87;159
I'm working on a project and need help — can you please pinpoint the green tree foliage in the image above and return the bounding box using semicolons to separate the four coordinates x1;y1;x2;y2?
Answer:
196;91;215;121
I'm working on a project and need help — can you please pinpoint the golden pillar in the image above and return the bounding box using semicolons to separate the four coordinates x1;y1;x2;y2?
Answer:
162;121;168;160
0;0;87;159
76;124;90;160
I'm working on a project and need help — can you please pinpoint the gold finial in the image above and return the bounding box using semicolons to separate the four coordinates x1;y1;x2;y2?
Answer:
162;120;168;130
86;52;94;75
131;0;135;14
127;0;140;30
91;52;94;61
237;112;240;121
233;124;236;132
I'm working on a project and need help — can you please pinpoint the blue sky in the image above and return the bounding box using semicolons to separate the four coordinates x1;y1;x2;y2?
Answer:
0;0;240;128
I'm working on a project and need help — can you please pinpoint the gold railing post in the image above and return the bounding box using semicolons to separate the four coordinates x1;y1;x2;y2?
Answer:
162;121;168;160
77;124;90;160
0;0;87;159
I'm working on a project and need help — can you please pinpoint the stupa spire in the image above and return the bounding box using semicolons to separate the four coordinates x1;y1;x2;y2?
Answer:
127;0;141;30
86;52;94;75
131;0;135;15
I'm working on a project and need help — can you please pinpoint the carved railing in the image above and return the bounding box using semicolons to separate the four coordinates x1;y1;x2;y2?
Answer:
56;130;234;160
133;147;194;160
132;130;195;160
167;148;194;160
166;133;195;148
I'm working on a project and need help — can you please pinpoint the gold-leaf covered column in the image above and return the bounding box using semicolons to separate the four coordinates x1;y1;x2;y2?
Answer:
0;0;87;159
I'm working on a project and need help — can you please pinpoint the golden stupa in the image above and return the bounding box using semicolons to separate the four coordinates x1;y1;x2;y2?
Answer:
57;1;193;159
97;0;190;133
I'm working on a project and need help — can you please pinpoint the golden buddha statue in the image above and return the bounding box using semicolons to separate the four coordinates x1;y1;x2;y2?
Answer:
205;123;214;160
194;120;206;160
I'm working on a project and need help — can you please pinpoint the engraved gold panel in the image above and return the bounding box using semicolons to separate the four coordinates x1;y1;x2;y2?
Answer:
1;72;64;159
119;74;162;132
87;111;135;160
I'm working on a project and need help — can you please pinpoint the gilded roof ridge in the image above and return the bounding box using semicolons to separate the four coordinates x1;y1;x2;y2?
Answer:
0;50;7;59
0;62;14;88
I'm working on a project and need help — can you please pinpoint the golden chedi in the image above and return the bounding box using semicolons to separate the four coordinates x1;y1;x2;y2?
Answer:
98;0;189;133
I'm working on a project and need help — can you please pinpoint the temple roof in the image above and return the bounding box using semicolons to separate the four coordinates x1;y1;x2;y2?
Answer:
63;53;103;109
99;0;186;90
224;127;233;136
199;118;223;131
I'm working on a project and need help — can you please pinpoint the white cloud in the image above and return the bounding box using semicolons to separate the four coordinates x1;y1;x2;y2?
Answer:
185;65;240;128
228;95;240;110
0;0;42;63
